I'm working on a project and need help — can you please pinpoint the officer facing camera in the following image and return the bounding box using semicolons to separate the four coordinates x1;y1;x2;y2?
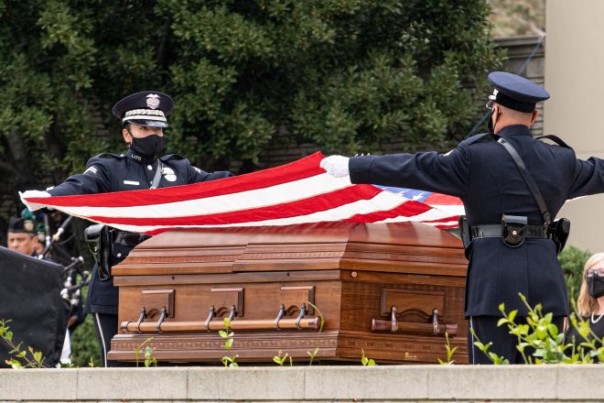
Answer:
321;71;604;364
7;216;40;258
21;90;233;367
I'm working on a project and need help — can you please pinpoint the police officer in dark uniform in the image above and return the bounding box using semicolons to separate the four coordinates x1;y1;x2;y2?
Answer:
22;90;233;367
321;71;604;364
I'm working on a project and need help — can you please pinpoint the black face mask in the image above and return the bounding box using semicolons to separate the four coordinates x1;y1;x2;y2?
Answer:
588;274;604;299
130;134;165;158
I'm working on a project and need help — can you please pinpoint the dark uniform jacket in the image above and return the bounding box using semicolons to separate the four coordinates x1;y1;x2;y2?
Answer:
349;125;604;317
48;148;232;315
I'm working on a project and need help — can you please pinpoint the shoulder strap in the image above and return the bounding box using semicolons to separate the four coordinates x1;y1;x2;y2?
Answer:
461;132;494;146
497;137;551;225
150;160;163;189
536;134;571;148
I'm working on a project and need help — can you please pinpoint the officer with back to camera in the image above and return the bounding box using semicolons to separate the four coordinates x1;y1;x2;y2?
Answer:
22;91;233;367
321;71;604;364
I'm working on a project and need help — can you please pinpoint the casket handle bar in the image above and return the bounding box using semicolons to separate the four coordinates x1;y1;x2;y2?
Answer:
120;303;320;333
370;306;458;337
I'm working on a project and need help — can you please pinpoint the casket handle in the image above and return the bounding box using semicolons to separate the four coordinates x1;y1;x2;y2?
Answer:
295;303;307;330
391;306;398;333
228;305;237;321
274;304;286;330
431;308;439;335
120;307;147;333
204;306;216;331
156;307;167;333
370;305;458;337
136;307;147;333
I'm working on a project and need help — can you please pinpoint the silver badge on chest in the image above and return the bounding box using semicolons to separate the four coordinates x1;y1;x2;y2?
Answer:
162;166;177;182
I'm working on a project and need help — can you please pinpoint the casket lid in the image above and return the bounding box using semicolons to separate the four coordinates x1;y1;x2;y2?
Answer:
113;222;466;277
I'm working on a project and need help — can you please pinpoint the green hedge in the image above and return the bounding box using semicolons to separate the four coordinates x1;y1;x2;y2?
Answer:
559;245;592;307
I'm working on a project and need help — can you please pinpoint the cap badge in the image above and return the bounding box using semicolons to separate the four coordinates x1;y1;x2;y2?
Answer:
23;220;34;232
146;94;160;110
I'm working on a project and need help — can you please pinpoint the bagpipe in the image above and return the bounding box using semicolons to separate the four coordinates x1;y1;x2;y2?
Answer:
27;209;91;332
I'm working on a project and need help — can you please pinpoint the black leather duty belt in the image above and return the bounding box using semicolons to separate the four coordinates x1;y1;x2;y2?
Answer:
471;224;550;240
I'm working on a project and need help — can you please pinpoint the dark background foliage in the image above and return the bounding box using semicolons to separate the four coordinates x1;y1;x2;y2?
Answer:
0;0;501;209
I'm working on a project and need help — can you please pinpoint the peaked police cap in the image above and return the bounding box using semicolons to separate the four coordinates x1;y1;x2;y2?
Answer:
487;71;550;113
111;90;174;128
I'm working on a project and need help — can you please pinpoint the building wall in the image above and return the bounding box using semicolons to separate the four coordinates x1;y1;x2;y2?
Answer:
496;35;546;136
546;1;604;253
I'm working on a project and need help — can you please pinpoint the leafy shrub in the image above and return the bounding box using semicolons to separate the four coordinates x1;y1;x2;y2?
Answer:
559;245;592;305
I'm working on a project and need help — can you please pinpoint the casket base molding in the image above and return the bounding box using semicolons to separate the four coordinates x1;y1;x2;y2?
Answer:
108;330;467;364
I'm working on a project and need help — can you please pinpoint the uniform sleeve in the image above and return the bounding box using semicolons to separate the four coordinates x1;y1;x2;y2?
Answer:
160;154;233;183
47;159;112;196
568;156;604;198
349;147;470;198
187;162;233;183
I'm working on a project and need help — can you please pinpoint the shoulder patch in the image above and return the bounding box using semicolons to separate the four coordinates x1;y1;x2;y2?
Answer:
83;166;98;176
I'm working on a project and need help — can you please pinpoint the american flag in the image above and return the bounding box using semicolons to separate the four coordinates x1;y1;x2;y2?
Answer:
20;152;464;235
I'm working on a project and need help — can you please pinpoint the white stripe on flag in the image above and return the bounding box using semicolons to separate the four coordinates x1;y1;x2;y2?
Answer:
20;152;465;234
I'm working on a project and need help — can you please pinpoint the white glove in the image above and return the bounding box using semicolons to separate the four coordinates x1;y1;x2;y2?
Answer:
19;190;52;211
320;155;350;178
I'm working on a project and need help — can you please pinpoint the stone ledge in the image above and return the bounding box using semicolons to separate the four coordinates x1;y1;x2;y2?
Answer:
0;364;602;402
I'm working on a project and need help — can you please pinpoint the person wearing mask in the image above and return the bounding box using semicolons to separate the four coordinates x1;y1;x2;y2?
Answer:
566;252;604;359
21;90;233;367
320;71;604;364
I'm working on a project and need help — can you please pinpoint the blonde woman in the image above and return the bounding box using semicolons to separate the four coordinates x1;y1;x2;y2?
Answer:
566;252;604;349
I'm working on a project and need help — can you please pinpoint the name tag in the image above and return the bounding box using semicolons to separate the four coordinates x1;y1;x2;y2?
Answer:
123;180;140;186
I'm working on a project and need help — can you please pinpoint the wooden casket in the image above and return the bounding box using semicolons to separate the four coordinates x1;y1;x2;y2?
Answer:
109;222;468;364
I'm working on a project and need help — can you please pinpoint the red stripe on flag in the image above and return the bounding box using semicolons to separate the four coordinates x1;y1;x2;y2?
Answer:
86;184;385;227
32;152;327;208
